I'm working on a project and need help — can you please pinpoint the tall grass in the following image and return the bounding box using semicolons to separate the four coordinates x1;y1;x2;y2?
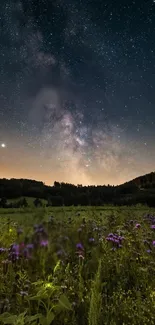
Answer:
0;206;155;324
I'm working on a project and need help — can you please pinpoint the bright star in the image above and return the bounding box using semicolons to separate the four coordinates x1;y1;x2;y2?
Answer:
1;143;6;148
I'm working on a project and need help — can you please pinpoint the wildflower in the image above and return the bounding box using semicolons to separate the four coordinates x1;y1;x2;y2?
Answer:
9;244;20;261
40;240;48;247
152;241;155;246
89;237;95;243
146;249;151;253
26;243;34;249
0;248;7;254
151;225;155;229
76;243;84;250
135;223;141;229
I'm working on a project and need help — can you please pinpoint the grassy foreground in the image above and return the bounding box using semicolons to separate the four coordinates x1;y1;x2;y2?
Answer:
0;205;155;324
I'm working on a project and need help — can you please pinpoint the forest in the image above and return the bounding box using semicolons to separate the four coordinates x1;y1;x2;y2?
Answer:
1;171;155;207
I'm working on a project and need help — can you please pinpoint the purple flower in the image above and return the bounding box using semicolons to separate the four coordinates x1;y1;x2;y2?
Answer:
152;241;155;246
151;225;155;229
89;238;95;243
9;244;20;261
0;248;7;253
76;243;84;250
40;240;48;247
26;244;34;249
108;233;114;237
146;249;151;253
135;223;141;229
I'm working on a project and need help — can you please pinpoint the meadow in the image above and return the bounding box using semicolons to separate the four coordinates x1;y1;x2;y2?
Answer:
0;205;155;324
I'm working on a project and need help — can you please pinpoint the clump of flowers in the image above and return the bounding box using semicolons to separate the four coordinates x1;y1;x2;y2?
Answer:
106;233;124;248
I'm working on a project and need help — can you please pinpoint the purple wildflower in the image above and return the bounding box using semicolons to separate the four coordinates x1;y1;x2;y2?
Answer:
135;223;141;229
89;238;95;243
40;240;48;247
152;241;155;246
146;249;151;253
0;248;8;253
26;244;34;249
76;243;84;250
151;225;155;229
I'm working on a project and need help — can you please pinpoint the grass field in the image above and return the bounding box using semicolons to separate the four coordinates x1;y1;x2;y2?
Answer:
0;205;155;324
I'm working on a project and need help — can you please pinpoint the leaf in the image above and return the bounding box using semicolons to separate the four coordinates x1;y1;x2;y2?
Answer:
58;294;72;310
0;315;17;324
46;311;55;325
29;295;42;301
25;314;42;323
38;315;46;325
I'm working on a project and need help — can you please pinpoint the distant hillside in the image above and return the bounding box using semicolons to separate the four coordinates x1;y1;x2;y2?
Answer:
128;172;155;189
0;172;155;207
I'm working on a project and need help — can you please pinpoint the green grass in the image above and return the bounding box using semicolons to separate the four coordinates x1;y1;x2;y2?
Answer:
0;205;155;324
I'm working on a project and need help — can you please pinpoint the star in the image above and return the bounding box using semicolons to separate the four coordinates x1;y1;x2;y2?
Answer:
1;143;6;148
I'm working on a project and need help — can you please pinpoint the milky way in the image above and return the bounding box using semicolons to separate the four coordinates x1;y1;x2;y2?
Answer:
0;0;155;185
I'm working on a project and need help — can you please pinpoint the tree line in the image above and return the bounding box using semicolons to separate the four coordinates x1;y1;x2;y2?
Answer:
0;173;155;207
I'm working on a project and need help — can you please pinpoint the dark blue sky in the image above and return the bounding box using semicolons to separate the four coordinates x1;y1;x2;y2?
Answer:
0;0;155;185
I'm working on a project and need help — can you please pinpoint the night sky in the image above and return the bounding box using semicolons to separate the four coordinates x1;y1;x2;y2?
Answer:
0;0;155;186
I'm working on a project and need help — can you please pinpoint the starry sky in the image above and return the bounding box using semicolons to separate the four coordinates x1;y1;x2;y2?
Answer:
0;0;155;186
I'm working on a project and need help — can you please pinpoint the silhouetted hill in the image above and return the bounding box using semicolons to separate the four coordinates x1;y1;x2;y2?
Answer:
125;172;155;189
0;172;155;207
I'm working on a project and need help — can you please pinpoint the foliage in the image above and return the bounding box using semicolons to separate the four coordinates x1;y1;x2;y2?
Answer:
0;206;155;324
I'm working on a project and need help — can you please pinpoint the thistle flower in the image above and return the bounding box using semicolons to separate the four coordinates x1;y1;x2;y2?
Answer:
135;223;141;229
151;225;155;229
26;243;34;249
9;244;20;261
76;243;84;250
40;240;48;247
